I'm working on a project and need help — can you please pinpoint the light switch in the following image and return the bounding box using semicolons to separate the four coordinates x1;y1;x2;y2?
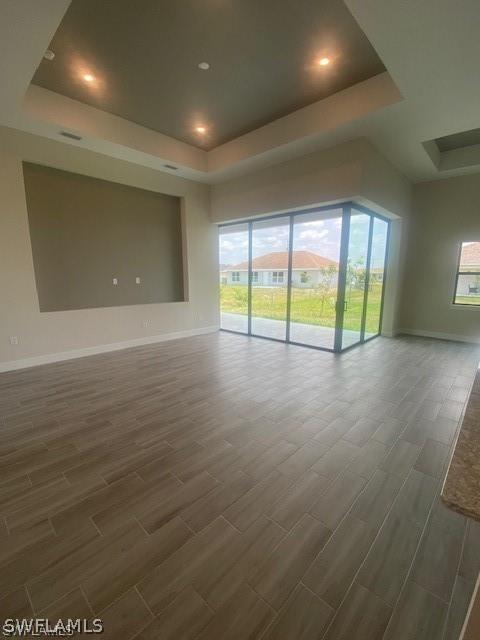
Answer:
112;278;118;285
135;277;141;284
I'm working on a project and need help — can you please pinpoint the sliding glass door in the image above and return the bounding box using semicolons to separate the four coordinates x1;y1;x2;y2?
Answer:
341;210;371;349
219;223;249;333
290;208;342;350
365;217;388;339
218;204;389;352
251;218;290;340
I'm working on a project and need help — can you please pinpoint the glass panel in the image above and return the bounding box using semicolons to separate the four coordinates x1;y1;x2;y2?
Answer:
219;223;249;333
458;241;480;272
251;218;290;340
341;211;370;349
365;217;388;338
455;274;480;305
289;208;342;349
454;242;480;305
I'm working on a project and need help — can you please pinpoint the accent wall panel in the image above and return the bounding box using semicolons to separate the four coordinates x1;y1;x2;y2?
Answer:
22;162;184;311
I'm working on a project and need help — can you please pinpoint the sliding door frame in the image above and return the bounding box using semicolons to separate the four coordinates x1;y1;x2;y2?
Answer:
355;204;392;345
219;201;390;353
334;204;351;352
247;222;253;335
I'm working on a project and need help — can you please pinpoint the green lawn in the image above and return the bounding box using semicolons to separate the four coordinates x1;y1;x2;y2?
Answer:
455;295;480;306
220;284;383;334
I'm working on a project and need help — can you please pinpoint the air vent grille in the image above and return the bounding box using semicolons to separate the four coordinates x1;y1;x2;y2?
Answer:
60;131;82;141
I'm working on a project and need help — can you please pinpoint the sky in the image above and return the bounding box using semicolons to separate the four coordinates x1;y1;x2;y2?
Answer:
219;217;342;266
219;213;388;269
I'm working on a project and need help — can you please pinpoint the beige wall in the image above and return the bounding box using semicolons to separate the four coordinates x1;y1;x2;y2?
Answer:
210;140;363;223
400;173;480;343
0;126;218;367
210;139;411;223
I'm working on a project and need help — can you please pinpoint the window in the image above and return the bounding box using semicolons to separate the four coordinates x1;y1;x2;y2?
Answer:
231;271;240;282
272;271;284;284
251;271;259;283
300;271;308;284
454;242;480;306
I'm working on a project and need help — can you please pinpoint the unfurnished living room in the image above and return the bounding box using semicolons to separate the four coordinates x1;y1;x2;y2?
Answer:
1;1;480;639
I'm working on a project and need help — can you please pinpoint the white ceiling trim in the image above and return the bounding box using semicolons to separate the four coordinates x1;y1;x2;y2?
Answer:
19;73;400;181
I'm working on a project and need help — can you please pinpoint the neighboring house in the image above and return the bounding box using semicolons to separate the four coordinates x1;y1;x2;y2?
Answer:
221;250;338;287
456;242;480;295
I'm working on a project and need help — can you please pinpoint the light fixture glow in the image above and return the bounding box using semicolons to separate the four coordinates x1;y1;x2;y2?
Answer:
318;57;330;66
195;126;207;134
83;73;95;83
198;62;210;70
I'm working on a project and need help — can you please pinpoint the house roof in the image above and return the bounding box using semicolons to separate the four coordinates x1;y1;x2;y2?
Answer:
230;250;338;271
461;242;480;266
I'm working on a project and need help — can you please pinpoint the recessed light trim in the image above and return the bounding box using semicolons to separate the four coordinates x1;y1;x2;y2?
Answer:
198;62;210;70
44;50;55;61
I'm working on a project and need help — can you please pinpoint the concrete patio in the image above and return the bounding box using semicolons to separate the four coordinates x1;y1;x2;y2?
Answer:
220;312;374;349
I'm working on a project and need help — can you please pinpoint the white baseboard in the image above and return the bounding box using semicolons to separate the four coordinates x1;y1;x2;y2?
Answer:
380;330;398;338
0;325;219;373
400;328;480;344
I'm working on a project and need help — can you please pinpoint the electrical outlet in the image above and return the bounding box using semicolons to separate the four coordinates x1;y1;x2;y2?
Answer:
112;277;118;285
135;277;141;284
9;336;19;345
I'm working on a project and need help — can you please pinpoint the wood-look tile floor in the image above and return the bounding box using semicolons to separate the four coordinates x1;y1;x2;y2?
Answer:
1;332;480;639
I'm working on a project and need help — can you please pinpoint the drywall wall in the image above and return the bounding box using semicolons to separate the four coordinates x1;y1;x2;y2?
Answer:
210;138;411;222
23;162;184;311
401;172;480;343
0;126;218;367
210;139;363;223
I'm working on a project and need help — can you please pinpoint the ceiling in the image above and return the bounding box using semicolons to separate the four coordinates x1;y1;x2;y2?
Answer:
436;128;480;153
1;0;480;185
31;0;385;150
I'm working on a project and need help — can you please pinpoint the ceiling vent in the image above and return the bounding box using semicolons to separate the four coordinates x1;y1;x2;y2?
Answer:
60;131;82;141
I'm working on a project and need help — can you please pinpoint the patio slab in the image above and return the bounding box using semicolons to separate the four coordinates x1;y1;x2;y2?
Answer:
220;312;372;349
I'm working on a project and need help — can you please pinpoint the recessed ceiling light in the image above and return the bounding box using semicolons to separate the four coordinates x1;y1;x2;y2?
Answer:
83;73;95;83
195;126;207;134
198;62;210;70
44;50;55;61
318;57;330;66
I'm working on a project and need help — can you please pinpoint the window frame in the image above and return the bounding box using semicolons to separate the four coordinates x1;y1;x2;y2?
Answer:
231;271;240;283
251;271;259;283
272;271;284;284
452;242;480;307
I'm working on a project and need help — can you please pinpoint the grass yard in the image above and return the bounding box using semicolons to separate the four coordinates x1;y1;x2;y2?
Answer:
455;295;480;306
220;283;383;334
